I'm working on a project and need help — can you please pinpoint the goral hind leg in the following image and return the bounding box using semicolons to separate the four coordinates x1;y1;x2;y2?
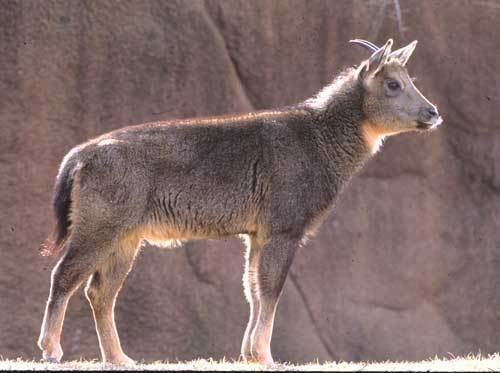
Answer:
38;235;105;362
84;235;140;365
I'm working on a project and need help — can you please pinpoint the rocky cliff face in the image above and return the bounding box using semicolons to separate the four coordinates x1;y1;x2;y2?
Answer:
1;0;499;363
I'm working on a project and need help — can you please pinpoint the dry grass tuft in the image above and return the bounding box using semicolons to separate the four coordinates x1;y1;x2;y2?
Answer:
1;353;500;371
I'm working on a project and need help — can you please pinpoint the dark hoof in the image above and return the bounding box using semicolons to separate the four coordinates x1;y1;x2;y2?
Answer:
44;357;59;364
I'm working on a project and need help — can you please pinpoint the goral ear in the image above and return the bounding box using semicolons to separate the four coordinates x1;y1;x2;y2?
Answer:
357;39;393;80
389;40;418;66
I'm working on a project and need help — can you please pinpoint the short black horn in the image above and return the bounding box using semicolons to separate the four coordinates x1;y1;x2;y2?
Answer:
349;39;379;53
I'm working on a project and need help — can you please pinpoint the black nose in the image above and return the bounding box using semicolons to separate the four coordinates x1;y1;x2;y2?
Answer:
427;107;439;118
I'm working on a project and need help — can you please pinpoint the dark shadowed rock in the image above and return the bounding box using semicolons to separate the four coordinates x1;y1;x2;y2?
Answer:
1;0;499;363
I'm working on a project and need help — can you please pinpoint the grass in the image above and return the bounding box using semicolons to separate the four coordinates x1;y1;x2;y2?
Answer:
1;354;500;371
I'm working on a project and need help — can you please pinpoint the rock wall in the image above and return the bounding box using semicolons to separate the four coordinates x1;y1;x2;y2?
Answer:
1;0;499;363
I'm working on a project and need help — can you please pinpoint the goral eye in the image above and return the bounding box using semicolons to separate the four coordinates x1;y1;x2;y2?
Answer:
387;80;401;91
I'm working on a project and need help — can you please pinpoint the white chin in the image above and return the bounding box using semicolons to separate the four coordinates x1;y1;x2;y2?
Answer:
430;116;443;129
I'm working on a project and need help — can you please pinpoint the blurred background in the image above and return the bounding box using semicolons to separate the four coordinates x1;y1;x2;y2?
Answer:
1;0;500;364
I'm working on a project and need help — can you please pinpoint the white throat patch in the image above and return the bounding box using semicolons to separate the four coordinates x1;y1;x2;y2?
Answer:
362;124;388;155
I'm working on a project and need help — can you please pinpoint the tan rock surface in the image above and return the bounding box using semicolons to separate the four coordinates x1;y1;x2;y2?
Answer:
1;0;499;363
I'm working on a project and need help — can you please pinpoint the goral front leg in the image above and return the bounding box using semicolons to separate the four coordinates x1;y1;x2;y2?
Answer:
250;234;298;366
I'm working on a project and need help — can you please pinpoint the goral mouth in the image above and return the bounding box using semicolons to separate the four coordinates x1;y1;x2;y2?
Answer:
416;121;432;130
416;116;443;131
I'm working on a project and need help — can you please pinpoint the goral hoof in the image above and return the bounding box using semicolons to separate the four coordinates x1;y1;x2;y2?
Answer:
268;362;287;370
44;357;59;364
241;355;259;364
104;356;136;366
257;357;276;368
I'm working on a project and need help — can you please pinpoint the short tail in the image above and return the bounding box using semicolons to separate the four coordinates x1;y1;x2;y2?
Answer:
39;157;78;257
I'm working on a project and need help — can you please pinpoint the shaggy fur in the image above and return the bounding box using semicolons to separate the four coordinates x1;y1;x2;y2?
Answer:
38;39;441;366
